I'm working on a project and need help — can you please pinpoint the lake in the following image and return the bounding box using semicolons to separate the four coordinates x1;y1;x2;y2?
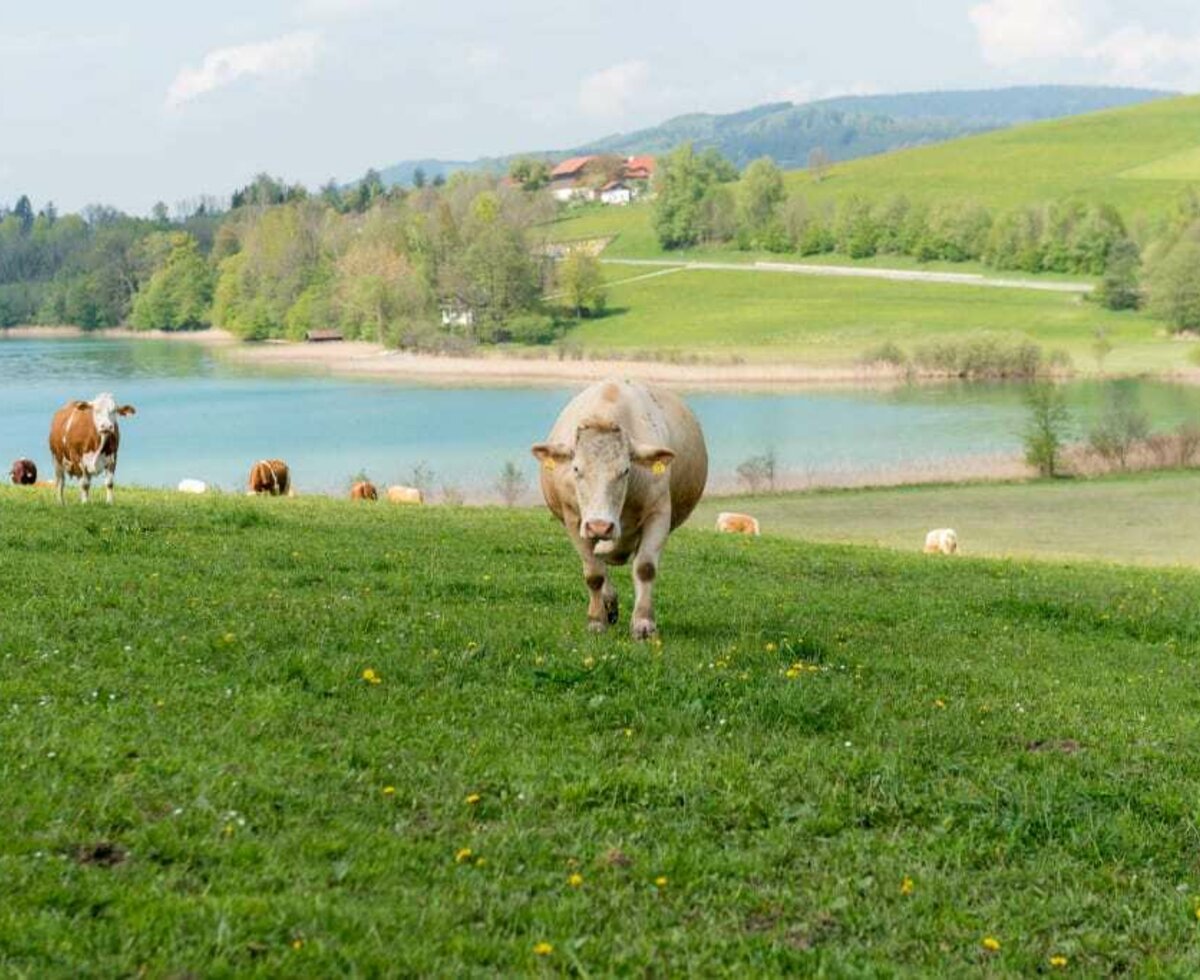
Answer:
4;335;1200;497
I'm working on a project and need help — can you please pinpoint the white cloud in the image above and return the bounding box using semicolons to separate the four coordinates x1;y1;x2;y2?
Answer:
166;31;321;109
578;60;649;118
296;0;395;18
968;0;1088;66
463;43;504;74
1087;26;1200;87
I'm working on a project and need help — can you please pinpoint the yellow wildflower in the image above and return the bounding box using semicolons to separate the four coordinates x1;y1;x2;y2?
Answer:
533;942;553;956
475;857;487;867
654;876;668;888
465;793;482;805
361;668;381;685
222;823;235;837
291;939;303;951
934;699;946;709
623;728;633;738
583;655;595;669
982;936;1001;952
765;642;777;652
900;876;914;895
382;786;396;796
454;847;472;864
1049;955;1067;968
568;873;583;888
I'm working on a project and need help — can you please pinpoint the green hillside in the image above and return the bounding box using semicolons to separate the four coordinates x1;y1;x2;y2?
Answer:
788;94;1200;217
5;489;1200;974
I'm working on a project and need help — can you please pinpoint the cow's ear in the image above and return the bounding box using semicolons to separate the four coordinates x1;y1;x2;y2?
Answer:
531;442;573;464
116;405;137;417
632;444;675;468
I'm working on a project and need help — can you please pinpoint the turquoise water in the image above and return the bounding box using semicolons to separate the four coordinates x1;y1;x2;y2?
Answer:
4;335;1200;494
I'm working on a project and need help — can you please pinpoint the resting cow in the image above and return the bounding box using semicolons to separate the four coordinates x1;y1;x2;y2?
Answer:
48;394;136;505
716;512;760;536
924;528;958;555
178;479;208;495
532;379;708;639
10;458;37;485
351;480;378;501
386;485;422;504
248;460;291;496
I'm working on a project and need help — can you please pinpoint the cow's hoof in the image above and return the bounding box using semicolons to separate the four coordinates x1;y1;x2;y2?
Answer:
588;619;609;634
605;595;619;625
631;618;657;640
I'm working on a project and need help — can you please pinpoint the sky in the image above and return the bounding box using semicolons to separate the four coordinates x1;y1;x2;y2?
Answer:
2;0;1199;214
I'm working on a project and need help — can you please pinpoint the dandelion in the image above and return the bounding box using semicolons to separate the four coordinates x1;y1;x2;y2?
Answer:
382;786;396;796
982;936;1001;952
465;793;482;805
475;857;487;867
361;668;382;685
568;873;583;888
1049;955;1067;968
222;632;236;644
900;876;914;895
533;942;553;956
765;642;777;652
455;847;473;864
583;656;595;669
291;939;304;951
934;699;946;709
623;728;633;738
223;823;235;837
654;876;668;888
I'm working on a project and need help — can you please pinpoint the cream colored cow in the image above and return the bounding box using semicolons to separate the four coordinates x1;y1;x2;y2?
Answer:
924;528;958;555
387;485;423;504
532;379;708;639
716;512;760;536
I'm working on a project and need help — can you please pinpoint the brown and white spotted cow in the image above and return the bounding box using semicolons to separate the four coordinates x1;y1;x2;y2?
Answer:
48;394;137;505
248;459;291;496
10;458;37;485
350;480;378;501
532;379;708;639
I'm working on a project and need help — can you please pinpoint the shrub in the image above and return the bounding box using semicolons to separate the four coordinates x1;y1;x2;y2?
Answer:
736;450;778;493
1088;383;1150;470
858;341;908;367
1022;382;1071;477
494;461;529;507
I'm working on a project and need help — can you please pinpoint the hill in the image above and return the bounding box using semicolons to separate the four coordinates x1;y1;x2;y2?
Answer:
5;488;1200;974
377;85;1170;187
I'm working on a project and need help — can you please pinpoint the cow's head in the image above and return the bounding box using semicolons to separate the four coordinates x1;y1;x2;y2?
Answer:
532;421;674;543
85;393;136;439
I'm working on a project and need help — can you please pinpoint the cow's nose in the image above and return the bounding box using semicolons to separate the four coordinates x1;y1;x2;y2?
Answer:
584;519;615;540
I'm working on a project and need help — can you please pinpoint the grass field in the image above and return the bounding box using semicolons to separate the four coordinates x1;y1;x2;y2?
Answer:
5;488;1200;974
572;266;1181;372
696;470;1200;567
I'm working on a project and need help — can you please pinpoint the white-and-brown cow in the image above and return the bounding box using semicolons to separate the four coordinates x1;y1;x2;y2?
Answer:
248;459;291;496
532;379;708;639
48;394;136;505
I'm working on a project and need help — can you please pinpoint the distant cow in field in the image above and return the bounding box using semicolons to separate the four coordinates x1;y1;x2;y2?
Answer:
532;378;708;639
178;478;208;494
924;528;958;555
351;480;378;501
716;511;760;536
48;394;137;505
386;485;422;504
248;460;291;496
10;458;37;485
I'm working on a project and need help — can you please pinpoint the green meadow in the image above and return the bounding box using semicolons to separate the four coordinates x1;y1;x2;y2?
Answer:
696;470;1200;567
4;488;1200;975
572;266;1181;372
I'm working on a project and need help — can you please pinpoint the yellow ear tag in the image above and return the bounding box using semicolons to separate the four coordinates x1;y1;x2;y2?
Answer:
652;461;666;475
544;459;556;470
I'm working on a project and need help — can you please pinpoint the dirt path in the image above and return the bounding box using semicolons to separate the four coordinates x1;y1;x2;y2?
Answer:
603;258;1094;294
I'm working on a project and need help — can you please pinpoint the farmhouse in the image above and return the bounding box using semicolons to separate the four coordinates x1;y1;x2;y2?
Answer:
549;155;656;204
549;156;597;202
599;180;633;205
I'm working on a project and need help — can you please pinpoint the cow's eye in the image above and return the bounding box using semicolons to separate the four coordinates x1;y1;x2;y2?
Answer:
572;465;582;476
620;467;630;478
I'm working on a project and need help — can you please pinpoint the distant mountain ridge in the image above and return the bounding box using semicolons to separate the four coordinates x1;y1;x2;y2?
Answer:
377;85;1173;186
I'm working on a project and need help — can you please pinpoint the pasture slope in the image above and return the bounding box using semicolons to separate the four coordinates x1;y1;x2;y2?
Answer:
3;488;1200;975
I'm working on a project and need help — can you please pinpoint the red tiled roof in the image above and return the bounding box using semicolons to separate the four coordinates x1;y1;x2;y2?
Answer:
550;155;597;178
625;155;655;178
601;180;628;192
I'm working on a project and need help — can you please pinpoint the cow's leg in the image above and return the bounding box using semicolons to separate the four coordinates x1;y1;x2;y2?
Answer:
104;470;115;505
79;473;91;504
630;510;672;640
54;463;65;506
565;522;617;631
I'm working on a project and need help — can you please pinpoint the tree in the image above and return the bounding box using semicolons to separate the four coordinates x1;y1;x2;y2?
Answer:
1088;383;1149;470
412;167;427;189
151;201;170;226
1147;234;1200;331
651;143;735;249
508;158;550;191
494;460;528;506
129;233;214;331
736;450;778;493
1096;237;1141;310
1022;382;1071;477
557;250;606;317
13;195;34;235
737;157;785;238
807;147;831;182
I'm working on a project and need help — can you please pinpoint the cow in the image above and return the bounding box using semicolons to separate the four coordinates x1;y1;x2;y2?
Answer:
386;485;423;504
716;511;760;536
531;379;708;639
177;478;208;495
10;458;37;485
248;459;291;496
924;528;958;555
48;394;136;505
351;480;378;501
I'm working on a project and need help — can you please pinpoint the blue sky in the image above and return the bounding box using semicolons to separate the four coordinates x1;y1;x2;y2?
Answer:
2;0;1197;214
